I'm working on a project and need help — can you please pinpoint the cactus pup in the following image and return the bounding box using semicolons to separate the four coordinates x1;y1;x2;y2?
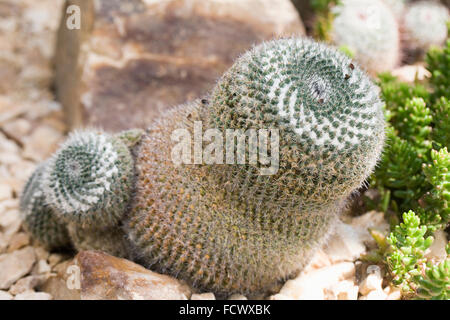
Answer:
21;38;385;297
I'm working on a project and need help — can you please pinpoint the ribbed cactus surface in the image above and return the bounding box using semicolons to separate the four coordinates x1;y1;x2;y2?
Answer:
20;38;385;296
126;38;385;296
20;163;71;250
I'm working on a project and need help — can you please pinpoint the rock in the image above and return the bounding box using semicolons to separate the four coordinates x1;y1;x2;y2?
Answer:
269;293;294;300
425;230;448;262
0;183;12;201
33;259;52;275
48;253;66;267
302;248;332;273
76;250;191;300
40;260;81;300
228;294;248;300
54;0;305;131
274;262;355;300
323;221;367;263
8;275;49;295
359;289;387;300
391;64;431;83
0;246;36;290
22;125;63;161
325;280;359;300
191;293;215;300
7;232;30;252
0;290;13;300
386;287;402;300
14;291;53;300
359;265;383;296
34;246;50;261
0;209;22;244
350;210;390;249
2;118;32;143
0;234;7;254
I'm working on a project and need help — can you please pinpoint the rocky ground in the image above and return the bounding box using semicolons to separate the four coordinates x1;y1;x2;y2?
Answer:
0;0;446;300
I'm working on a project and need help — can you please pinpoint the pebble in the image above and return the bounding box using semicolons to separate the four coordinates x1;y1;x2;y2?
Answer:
14;291;53;300
33;259;51;274
7;232;30;252
359;265;383;296
228;294;248;300
274;262;355;300
0;290;13;300
8;275;48;295
191;293;216;300
0;246;36;290
323;222;367;263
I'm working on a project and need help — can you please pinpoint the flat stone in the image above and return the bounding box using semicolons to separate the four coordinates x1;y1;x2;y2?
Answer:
0;183;12;201
32;259;52;275
7;232;30;252
359;265;383;296
0;290;13;300
325;280;359;300
228;294;248;300
274;262;355;300
425;230;448;262
55;0;304;131
323;221;367;263
391;64;431;83
22;126;63;161
14;291;53;300
76;251;191;300
39;260;81;300
191;293;215;300
8;275;49;295
0;246;36;290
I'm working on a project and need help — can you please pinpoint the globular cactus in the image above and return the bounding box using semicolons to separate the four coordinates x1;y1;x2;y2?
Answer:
402;1;450;52
402;1;449;52
126;38;385;296
331;0;400;75
19;163;71;250
382;0;406;18
20;129;142;255
20;38;385;297
42;130;135;227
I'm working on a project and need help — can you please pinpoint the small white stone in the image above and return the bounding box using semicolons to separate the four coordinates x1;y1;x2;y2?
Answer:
33;259;52;274
425;230;448;262
277;262;355;300
269;294;294;300
14;291;53;300
0;183;12;201
360;289;388;300
0;290;13;300
359;265;383;296
0;247;36;290
324;222;367;263
191;292;216;300
327;280;359;300
228;294;247;300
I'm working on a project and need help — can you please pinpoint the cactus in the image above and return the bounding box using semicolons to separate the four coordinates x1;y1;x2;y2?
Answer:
42;130;136;227
19;163;71;250
126;38;385;296
331;0;400;75
20;38;385;296
402;1;449;52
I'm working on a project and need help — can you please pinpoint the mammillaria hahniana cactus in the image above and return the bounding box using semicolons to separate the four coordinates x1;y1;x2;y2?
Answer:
331;0;400;75
402;1;449;52
21;38;385;296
